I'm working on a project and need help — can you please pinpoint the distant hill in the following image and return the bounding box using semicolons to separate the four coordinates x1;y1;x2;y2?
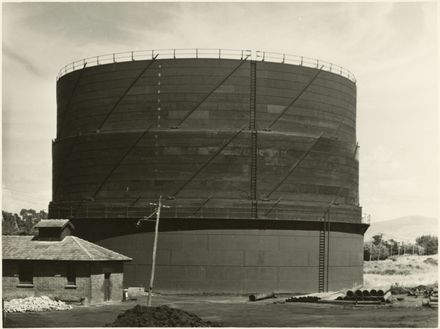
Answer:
364;216;438;242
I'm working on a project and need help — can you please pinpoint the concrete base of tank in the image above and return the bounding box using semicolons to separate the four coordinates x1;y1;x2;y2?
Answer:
70;218;368;294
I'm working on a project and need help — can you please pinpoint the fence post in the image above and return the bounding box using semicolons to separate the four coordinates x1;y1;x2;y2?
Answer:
113;53;116;63
173;49;176;59
152;50;154;59
219;49;221;59
262;52;265;61
131;51;134;61
241;50;243;60
196;48;198;59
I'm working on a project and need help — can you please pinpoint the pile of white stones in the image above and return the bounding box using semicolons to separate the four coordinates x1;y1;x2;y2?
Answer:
4;296;73;313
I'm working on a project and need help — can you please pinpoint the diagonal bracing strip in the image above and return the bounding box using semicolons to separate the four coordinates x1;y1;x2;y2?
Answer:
265;132;324;199
173;126;246;197
58;63;87;138
266;66;324;130
173;56;250;128
91;125;154;200
97;55;159;132
189;195;213;217
264;197;282;216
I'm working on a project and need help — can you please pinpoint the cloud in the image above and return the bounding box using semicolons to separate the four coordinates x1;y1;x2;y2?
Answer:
3;44;44;77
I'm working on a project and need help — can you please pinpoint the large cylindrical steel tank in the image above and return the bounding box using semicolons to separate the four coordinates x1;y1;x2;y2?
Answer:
50;49;367;293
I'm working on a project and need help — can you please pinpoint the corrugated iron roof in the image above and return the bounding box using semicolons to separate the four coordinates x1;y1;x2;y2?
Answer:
2;235;132;262
34;219;72;229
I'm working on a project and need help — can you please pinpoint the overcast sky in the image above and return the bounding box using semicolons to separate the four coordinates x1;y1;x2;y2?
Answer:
2;2;438;222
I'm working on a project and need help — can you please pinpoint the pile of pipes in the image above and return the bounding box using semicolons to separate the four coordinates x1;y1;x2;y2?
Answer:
4;296;73;313
335;289;391;303
286;296;320;303
423;288;438;308
407;286;436;298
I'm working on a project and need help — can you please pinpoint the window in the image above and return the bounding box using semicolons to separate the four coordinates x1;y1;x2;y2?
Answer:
66;263;76;286
18;263;33;285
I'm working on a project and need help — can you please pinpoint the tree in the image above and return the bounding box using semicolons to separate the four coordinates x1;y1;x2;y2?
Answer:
372;234;383;246
2;209;47;235
416;235;438;255
2;211;21;235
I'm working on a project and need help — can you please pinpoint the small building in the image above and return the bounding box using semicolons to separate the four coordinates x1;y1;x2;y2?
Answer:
2;219;132;304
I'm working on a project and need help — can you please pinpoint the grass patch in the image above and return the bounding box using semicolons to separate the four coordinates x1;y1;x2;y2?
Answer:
363;255;438;289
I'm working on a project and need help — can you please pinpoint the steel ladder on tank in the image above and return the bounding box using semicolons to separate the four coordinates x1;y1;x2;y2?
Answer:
318;211;330;292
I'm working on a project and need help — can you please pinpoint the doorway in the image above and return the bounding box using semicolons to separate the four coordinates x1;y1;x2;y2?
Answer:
104;273;111;301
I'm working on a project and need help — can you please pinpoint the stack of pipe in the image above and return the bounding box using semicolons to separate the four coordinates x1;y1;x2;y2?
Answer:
285;296;320;303
338;289;388;303
428;289;438;308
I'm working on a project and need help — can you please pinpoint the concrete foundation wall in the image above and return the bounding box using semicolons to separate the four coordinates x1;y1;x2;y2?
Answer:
93;223;364;293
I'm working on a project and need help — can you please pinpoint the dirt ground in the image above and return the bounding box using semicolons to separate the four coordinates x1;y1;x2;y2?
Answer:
3;293;438;328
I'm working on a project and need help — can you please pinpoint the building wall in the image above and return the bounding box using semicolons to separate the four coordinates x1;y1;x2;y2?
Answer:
91;219;365;293
2;260;91;301
2;260;124;303
90;262;124;303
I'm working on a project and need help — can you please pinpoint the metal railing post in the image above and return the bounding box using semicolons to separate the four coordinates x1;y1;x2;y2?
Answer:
262;52;265;61
173;49;176;59
241;50;243;60
196;48;198;59
300;56;303;65
152;50;154;59
316;60;319;68
113;53;116;63
282;54;285;64
97;56;99;65
219;48;221;59
73;62;75;70
131;51;134;61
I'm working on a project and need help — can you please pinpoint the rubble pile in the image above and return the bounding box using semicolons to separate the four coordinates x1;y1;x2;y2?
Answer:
108;304;217;327
4;296;73;313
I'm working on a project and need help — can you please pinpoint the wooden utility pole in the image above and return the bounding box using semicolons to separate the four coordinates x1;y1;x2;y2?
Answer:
138;195;170;307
